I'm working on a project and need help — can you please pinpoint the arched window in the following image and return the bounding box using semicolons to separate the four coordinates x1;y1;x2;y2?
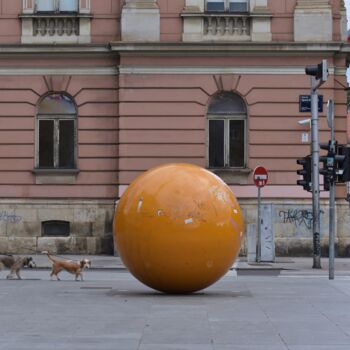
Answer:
207;91;247;168
36;93;77;169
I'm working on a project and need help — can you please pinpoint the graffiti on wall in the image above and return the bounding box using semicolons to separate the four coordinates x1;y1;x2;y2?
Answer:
279;209;324;230
0;211;22;224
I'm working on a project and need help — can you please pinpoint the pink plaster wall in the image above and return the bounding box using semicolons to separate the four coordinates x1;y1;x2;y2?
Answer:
0;0;346;43
0;0;121;44
118;54;348;198
269;0;345;42
158;0;185;41
0;58;118;199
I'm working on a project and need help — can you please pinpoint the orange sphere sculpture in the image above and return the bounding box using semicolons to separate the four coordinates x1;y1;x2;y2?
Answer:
114;163;244;293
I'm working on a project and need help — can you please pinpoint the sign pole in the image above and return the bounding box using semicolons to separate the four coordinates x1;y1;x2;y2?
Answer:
311;76;321;269
327;99;335;280
257;186;261;263
253;166;268;264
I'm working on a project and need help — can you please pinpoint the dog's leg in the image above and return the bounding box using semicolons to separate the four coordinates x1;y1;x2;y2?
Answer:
50;270;61;281
9;262;22;280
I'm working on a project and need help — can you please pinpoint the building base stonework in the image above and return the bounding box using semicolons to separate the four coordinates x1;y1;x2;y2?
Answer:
0;200;115;255
239;199;350;257
1;198;350;257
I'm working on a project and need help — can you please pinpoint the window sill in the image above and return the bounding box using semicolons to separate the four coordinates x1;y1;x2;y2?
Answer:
210;168;252;185
33;168;79;185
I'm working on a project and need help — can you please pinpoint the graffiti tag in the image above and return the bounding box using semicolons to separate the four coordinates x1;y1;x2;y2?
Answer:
0;211;22;224
279;209;323;230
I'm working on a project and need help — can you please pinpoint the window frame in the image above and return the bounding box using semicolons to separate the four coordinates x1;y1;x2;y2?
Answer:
206;0;249;13
207;113;247;169
35;94;77;170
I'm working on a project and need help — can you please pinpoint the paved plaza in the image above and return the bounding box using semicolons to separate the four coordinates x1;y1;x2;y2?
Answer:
1;258;350;350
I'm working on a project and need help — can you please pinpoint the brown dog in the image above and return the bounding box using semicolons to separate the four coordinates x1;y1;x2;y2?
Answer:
42;251;91;281
0;255;36;279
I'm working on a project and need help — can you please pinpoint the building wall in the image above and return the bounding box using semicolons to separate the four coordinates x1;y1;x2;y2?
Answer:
116;46;349;256
0;56;119;254
0;0;349;255
0;0;121;44
118;54;348;199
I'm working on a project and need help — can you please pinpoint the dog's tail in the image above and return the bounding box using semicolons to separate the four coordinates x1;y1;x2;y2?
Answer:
41;251;56;263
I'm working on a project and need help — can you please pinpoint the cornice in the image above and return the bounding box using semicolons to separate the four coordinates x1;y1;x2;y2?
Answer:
110;41;347;56
0;42;349;59
0;44;112;58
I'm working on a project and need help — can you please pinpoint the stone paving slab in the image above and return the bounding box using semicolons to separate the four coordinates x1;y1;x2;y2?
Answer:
1;269;350;349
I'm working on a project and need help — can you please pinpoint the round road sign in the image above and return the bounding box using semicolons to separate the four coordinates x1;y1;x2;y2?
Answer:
253;166;268;188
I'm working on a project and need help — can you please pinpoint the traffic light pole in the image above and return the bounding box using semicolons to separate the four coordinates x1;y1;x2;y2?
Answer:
311;77;322;269
328;101;335;280
329;153;335;279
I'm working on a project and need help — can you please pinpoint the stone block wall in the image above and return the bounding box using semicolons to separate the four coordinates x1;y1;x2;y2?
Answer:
240;199;350;257
0;199;115;255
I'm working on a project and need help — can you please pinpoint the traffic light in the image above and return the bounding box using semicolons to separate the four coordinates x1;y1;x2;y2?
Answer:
305;59;328;82
297;155;312;192
319;141;346;188
337;145;350;182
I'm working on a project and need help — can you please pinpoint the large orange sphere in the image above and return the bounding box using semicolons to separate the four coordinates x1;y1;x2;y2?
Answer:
114;163;244;293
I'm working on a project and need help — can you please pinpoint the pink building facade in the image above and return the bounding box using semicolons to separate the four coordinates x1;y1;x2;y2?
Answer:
0;0;349;255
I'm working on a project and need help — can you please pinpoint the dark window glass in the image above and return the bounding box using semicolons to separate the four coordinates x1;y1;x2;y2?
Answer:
59;120;75;168
209;120;225;167
229;120;245;167
42;220;70;237
39;120;54;167
207;1;225;11
208;92;246;115
229;2;248;12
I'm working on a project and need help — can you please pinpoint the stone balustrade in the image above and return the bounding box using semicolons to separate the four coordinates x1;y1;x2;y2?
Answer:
33;16;79;37
203;15;250;38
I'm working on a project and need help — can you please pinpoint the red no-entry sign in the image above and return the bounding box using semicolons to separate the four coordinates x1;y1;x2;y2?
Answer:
253;166;268;188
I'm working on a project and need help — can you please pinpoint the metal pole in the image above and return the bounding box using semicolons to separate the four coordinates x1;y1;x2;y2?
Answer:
329;176;335;279
311;76;321;269
329;101;335;280
257;186;261;263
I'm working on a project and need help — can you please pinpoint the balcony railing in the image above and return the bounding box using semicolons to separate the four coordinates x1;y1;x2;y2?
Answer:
33;16;79;37
204;15;250;38
21;0;91;43
182;12;251;41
